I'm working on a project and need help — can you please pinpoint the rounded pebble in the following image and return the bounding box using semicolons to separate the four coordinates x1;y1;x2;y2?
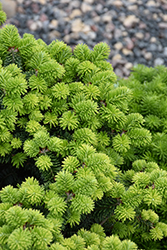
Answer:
144;52;152;60
154;58;164;66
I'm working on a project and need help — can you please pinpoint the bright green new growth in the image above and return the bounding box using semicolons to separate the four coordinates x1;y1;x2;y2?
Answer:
0;3;6;26
0;8;167;249
0;177;139;249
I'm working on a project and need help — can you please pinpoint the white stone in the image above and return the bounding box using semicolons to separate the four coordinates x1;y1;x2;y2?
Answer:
70;9;82;19
48;30;61;40
69;0;80;8
154;58;164;66
36;21;43;29
114;42;123;50
112;0;123;7
1;0;17;18
93;16;101;22
64;17;70;22
71;19;84;33
112;54;122;61
159;23;167;29
147;0;159;6
84;0;94;3
17;0;24;3
135;32;144;39
128;5;138;11
122;31;128;36
144;52;152;60
153;14;158;20
38;0;46;4
63;34;71;43
150;37;157;43
162;14;167;22
125;62;133;70
123;15;139;27
122;48;133;55
119;15;126;23
102;15;112;23
49;19;58;29
29;22;38;31
82;24;91;34
143;10;149;16
104;33;113;39
163;47;167;57
64;32;79;43
60;0;70;3
87;31;96;40
81;3;92;13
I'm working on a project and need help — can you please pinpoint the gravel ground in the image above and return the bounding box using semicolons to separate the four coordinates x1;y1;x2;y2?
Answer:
2;0;167;78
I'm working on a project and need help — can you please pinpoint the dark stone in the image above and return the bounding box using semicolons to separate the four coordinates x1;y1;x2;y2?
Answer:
44;5;54;17
31;3;40;14
41;33;48;41
133;48;141;57
138;58;147;64
42;20;49;33
147;43;157;52
138;42;148;49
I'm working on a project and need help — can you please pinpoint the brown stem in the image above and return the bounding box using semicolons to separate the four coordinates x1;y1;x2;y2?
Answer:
100;216;110;226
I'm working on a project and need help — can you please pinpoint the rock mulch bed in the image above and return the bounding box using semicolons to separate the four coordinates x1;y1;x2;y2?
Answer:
1;0;167;78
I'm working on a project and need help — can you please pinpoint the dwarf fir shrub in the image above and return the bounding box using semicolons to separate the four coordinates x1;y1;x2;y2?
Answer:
0;4;167;249
118;64;167;168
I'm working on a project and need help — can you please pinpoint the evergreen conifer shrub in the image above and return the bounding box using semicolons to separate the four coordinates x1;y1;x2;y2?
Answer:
0;4;167;249
118;64;167;168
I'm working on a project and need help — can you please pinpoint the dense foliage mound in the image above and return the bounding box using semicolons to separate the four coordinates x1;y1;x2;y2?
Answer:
119;64;167;168
0;4;167;249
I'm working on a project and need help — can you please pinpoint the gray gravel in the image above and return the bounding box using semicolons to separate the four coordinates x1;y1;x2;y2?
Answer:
1;0;167;78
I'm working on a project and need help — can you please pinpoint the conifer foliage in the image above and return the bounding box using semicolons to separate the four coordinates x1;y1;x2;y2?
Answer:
0;5;167;249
